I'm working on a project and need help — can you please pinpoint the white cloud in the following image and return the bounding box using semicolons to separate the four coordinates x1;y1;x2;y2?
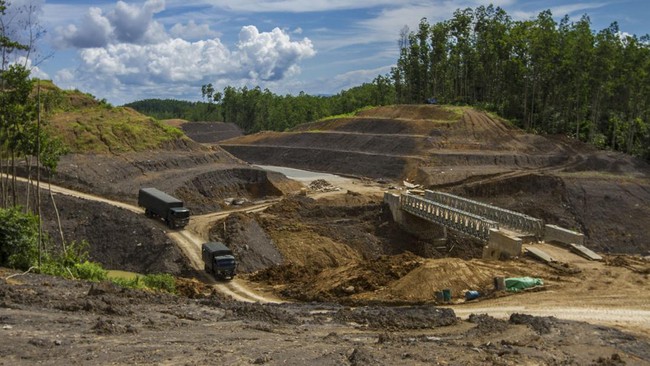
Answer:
170;20;220;40
11;57;50;80
109;0;167;44
237;26;315;80
325;65;393;92
54;25;315;103
309;2;458;53
55;0;168;48
510;2;608;21
56;7;113;48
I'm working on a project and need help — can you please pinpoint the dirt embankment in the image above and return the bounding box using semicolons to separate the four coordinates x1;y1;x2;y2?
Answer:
12;182;197;277
220;105;650;255
455;173;650;255
178;121;243;144
46;139;301;214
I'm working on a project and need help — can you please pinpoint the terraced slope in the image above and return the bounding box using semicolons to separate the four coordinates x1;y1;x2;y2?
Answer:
221;105;569;181
220;105;650;254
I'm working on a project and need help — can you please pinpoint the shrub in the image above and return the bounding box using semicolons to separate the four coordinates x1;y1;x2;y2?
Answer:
0;207;39;270
72;261;107;282
110;276;146;290
38;240;106;282
142;273;176;294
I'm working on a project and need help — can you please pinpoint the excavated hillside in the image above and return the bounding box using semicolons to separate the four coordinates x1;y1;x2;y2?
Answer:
220;105;650;255
5;98;650;364
34;82;300;214
178;121;243;144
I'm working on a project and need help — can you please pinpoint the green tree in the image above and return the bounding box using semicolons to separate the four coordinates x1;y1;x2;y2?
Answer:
389;5;650;160
0;206;39;269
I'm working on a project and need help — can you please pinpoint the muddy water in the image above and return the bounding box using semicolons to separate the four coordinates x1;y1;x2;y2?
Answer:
254;165;351;184
107;270;140;280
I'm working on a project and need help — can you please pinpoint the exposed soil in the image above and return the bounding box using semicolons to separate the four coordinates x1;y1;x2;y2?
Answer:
2;268;649;365
178;121;243;144
220;106;650;255
11;181;197;277
43;139;301;214
4;104;650;364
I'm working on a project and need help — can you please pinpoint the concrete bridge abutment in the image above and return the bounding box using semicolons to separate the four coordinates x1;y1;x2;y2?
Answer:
384;192;447;243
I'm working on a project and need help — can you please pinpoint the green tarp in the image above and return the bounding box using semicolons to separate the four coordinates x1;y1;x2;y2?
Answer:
505;277;544;292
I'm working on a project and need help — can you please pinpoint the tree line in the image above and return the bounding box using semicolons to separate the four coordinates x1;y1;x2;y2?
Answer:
391;5;650;159
129;78;394;134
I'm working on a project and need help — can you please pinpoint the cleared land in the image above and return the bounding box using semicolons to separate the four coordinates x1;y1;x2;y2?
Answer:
2;103;650;364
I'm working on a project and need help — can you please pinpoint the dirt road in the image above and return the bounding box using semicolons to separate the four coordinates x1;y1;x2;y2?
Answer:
8;175;650;334
8;174;281;303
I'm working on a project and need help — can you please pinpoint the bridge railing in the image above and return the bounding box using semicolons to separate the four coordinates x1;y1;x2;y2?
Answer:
400;194;498;241
424;190;544;238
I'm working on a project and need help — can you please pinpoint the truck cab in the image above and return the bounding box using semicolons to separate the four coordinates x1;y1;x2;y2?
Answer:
202;242;237;280
169;207;190;229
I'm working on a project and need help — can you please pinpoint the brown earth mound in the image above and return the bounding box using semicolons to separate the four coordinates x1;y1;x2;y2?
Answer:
46;139;298;214
208;212;283;273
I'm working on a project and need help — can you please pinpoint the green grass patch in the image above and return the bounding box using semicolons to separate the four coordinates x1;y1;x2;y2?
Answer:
109;273;177;294
36;81;186;154
318;105;376;121
439;105;469;120
106;270;140;280
49;107;185;153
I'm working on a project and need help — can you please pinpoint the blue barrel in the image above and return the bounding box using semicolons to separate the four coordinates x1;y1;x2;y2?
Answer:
442;289;452;302
465;290;480;300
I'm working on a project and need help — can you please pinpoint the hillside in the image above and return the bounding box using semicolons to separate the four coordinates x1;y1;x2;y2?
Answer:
5;93;650;365
220;105;650;255
28;82;300;216
39;81;184;154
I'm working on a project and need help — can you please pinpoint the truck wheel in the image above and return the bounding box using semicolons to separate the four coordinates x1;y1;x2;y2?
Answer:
144;209;152;218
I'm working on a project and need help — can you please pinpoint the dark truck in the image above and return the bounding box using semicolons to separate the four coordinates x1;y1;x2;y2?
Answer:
202;242;237;280
138;188;190;229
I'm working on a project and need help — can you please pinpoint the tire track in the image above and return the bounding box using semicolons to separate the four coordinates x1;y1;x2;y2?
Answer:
7;174;280;303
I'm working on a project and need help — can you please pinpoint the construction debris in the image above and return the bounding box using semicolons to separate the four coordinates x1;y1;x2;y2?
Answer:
309;179;341;192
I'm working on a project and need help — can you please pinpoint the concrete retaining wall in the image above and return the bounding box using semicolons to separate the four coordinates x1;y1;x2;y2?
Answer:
544;224;584;245
488;229;523;257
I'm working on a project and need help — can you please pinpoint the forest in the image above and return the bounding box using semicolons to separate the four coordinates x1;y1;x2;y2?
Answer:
392;5;650;159
127;5;650;160
126;79;393;134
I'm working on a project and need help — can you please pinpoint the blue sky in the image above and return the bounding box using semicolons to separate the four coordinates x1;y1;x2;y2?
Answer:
5;0;649;105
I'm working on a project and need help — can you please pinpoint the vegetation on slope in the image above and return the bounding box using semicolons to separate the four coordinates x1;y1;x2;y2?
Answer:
40;81;184;154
